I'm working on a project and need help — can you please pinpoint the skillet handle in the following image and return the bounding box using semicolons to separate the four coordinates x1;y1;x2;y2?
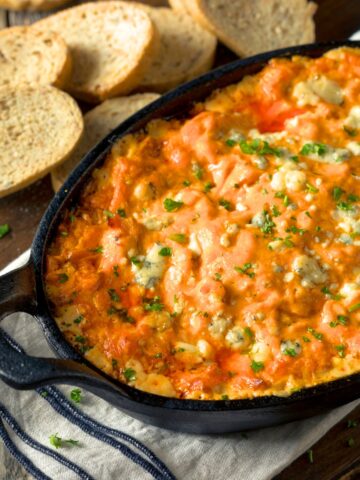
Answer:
0;262;129;400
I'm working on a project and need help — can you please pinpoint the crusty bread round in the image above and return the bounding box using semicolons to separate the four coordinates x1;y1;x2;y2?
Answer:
33;2;158;103
0;86;83;198
0;27;71;90
168;0;191;15
137;7;217;92
51;93;160;191
185;0;317;57
0;0;71;11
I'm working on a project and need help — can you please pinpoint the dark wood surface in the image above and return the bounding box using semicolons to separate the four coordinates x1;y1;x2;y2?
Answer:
0;0;359;479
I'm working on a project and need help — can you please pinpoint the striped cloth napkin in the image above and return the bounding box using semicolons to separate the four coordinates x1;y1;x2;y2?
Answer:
0;249;359;480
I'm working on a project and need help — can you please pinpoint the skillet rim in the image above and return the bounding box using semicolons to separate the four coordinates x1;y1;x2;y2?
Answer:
32;39;360;411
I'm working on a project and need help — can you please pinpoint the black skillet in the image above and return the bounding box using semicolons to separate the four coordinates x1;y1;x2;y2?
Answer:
1;40;360;434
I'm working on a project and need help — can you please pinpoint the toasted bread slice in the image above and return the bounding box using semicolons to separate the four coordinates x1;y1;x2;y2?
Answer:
0;0;71;11
0;27;71;90
0;86;83;198
33;2;158;103
186;0;317;57
51;93;160;191
138;7;216;92
168;0;191;14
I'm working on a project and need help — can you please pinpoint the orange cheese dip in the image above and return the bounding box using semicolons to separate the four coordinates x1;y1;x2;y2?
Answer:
46;47;360;400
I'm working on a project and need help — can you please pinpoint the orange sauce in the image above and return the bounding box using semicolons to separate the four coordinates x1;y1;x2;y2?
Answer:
46;47;360;400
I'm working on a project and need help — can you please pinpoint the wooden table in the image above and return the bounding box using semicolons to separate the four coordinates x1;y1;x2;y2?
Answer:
0;1;360;479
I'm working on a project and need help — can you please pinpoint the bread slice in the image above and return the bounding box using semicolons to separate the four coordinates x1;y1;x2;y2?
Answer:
0;27;71;90
33;2;158;103
185;0;317;57
51;93;160;191
138;7;217;92
168;0;191;15
0;86;83;198
0;0;71;11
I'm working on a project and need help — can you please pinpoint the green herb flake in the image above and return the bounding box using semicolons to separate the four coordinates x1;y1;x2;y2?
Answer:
104;209;114;218
49;434;79;449
300;142;327;157
70;388;82;403
169;233;187;244
124;368;137;382
130;256;141;266
348;437;356;447
244;327;254;339
234;263;255;278
58;273;69;284
347;419;358;428
307;449;314;464
349;303;360;313
337;201;354;212
113;265;120;277
204;181;215;193
143;296;164;312
153;353;163;359
286;225;307;236
40;391;48;398
89;245;103;254
348;193;360;203
214;272;222;281
193;164;204;180
73;315;83;324
221;394;229;400
219;198;232;211
271;205;281;217
306;182;319;194
112;359;118;368
164;198;184;212
283;348;297;357
260;210;276;235
183;180;191;187
302;336;311;343
108;288;120;302
335;344;346;358
307;327;323;341
159;246;172;257
0;223;12;238
250;359;264;373
117;208;127;218
344;125;357;137
332;186;345;201
226;139;237;147
305;211;312;218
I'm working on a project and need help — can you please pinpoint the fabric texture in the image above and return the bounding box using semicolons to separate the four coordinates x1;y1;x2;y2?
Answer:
0;250;359;480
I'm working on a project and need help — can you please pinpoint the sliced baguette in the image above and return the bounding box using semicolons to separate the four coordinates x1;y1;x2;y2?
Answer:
186;0;317;57
168;0;191;15
138;7;217;92
0;27;71;90
0;0;71;11
33;2;158;103
51;93;160;191
0;86;83;198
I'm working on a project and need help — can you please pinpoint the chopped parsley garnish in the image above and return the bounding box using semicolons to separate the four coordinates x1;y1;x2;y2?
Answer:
244;327;254;339
274;191;290;207
69;214;76;223
289;155;299;163
300;142;327;156
239;139;282;157
321;286;343;301
104;209;114;218
348;437;355;447
112;359;118;368
143;296;164;312
234;263;255;278
302;336;311;343
60;231;68;237
260;210;276;234
214;272;222;281
49;434;79;449
158;247;172;257
153;353;163;359
108;288;120;302
130;256;142;266
347;419;358;428
169;233;187;244
117;208;126;218
74;335;86;344
164;198;184;212
204;181;215;193
337;201;354;212
58;273;69;283
183;180;191;187
344;125;357;137
0;224;10;238
70;388;82;403
307;449;314;464
306;182;319;193
335;344;346;358
250;360;264;373
305;211;312;218
330;315;348;328
73;315;83;324
89;245;103;254
113;265;120;277
286;225;307;235
226;139;236;147
349;303;360;313
271;205;281;217
124;368;137;382
218;198;232;211
283;348;297;357
193;163;204;179
332;186;345;201
221;394;229;400
348;193;360;202
307;327;323;341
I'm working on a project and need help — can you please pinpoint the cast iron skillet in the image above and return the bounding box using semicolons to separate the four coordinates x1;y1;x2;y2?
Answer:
1;40;360;434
